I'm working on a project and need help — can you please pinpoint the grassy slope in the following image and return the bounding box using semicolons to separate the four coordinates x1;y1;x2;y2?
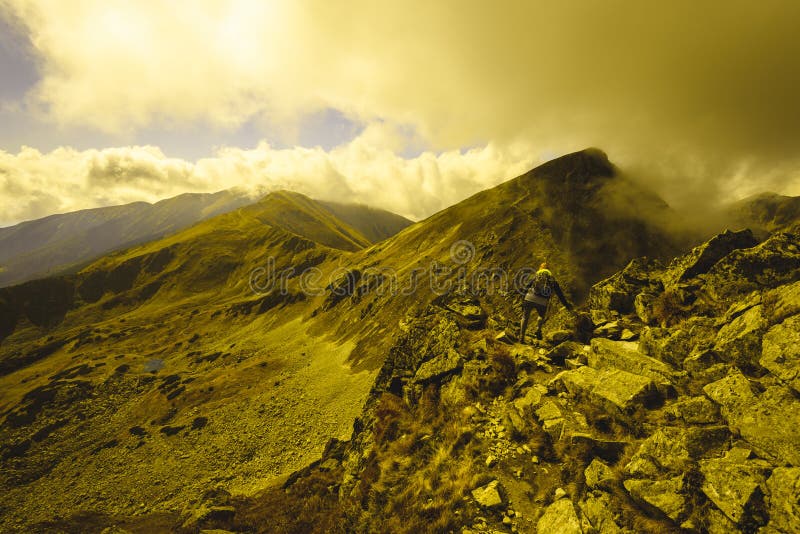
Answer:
0;149;698;530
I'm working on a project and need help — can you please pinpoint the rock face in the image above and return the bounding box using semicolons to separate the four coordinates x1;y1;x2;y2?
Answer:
704;370;800;466
662;229;757;287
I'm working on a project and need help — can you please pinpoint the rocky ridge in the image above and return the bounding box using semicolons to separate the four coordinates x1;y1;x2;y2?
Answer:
192;223;800;533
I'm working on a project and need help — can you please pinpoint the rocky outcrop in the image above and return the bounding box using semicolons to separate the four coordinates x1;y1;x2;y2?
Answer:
662;229;757;288
704;370;800;466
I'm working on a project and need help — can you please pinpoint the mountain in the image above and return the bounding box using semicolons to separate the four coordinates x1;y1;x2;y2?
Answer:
0;190;255;287
219;226;800;534
724;192;800;237
317;200;414;243
2;148;795;532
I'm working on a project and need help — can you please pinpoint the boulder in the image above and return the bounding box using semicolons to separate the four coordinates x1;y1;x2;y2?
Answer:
580;492;624;534
664;395;720;424
512;384;547;415
547;329;574;345
699;447;770;527
584;458;617;490
589;338;675;396
625;426;729;479
763;279;800;325
704;370;800;466
414;348;463;384
638;318;717;368
764;467;800;533
713;305;767;371
634;290;659;325
760;314;800;394
588;257;662;314
471;479;505;508
546;341;585;366
623;475;688;523
593;321;622;340
551;366;659;414
537;497;584;534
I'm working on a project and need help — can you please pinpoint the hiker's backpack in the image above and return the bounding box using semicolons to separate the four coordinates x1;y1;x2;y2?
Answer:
532;270;553;297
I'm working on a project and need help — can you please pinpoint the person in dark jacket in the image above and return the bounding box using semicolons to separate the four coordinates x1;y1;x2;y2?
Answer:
519;262;572;342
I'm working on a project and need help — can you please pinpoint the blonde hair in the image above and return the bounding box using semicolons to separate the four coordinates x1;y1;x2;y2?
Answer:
539;262;549;270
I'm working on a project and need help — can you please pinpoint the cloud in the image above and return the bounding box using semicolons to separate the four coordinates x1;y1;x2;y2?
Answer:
0;123;539;224
2;0;800;214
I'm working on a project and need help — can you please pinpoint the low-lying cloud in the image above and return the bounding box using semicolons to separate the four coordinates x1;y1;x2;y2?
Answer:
0;123;538;224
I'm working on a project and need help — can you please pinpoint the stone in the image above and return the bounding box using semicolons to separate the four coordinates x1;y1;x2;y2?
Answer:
634;291;659;325
485;455;497;468
664;395;720;424
472;480;505;508
535;399;563;424
554;487;567;500
699;447;770;527
625;426;728;478
414;348;463;384
760;314;800;394
763;279;800;325
551;366;659;414
682;349;720;374
580;492;624;534
704;370;800;466
713;305;767;371
589;338;675;396
537;498;583;534
546;341;585;366
547;330;573;345
619;328;636;341
584;458;617;490
495;331;515;344
764;467;800;533
593;321;622;340
638;318;717;367
624;475;688;522
512;384;546;415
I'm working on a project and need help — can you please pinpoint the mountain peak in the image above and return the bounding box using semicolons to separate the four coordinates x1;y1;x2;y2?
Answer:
531;148;614;183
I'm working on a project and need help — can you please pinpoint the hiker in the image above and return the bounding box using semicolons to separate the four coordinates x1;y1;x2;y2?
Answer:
519;262;573;342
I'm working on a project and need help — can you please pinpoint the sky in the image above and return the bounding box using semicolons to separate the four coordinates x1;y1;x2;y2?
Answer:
1;1;800;226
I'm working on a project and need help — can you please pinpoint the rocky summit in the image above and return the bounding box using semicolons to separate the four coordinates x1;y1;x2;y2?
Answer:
1;150;800;533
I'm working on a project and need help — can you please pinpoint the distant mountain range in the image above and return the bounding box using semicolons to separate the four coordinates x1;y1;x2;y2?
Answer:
0;190;414;287
0;149;798;531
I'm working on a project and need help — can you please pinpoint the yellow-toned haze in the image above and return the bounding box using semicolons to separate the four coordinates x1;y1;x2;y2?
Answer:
2;0;800;223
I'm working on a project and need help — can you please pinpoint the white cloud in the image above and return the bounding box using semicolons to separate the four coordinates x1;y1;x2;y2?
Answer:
2;0;800;218
0;123;540;224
